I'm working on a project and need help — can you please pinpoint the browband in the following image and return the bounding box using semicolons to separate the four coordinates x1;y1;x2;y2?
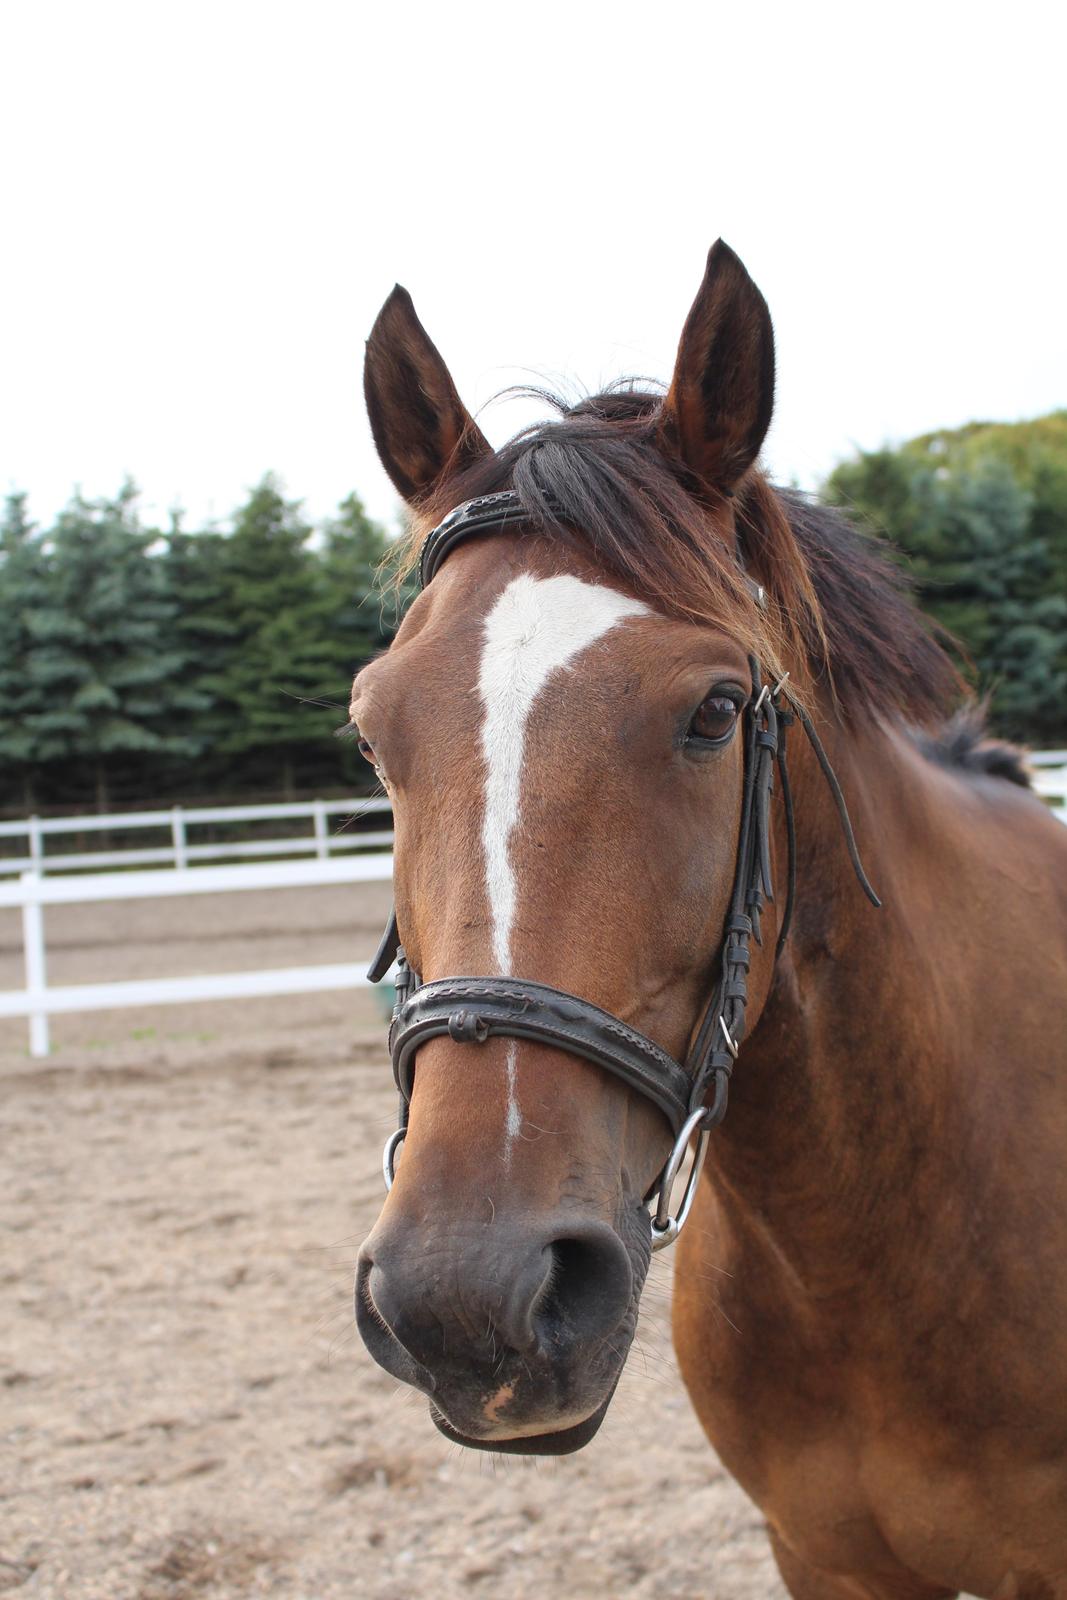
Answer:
419;491;546;588
419;489;767;609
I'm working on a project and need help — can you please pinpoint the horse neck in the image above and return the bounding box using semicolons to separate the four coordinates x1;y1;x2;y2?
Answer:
708;712;963;1285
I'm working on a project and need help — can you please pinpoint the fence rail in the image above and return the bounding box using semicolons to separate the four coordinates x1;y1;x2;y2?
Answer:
0;796;393;875
3;754;1064;878
1027;752;1066;811
1;756;1065;1059
0;855;395;1058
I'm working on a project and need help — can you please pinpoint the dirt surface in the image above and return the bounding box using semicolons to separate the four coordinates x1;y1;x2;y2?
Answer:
1;883;784;1599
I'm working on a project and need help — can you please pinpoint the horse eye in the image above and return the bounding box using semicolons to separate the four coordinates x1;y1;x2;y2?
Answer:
688;694;740;745
357;736;376;764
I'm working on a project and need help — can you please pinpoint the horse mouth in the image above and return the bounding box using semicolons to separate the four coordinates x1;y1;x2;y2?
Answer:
428;1379;619;1456
356;1254;632;1456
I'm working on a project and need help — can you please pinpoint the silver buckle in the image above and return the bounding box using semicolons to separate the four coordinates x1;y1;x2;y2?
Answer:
752;671;790;717
649;1107;711;1252
382;1127;405;1191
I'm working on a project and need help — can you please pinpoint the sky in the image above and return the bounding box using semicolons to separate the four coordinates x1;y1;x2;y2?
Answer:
2;0;1064;536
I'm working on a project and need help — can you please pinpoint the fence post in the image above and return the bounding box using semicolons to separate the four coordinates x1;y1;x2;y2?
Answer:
171;806;188;870
21;872;49;1058
28;815;44;873
312;800;328;861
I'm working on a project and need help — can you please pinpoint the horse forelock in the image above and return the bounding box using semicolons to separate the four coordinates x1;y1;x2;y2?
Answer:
398;385;963;733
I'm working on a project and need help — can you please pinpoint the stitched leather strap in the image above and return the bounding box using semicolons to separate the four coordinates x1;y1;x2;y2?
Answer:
682;663;783;1124
419;487;767;607
419;491;547;588
389;976;693;1137
367;909;400;983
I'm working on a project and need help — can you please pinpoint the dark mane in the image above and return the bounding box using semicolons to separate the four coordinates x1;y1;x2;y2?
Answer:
768;487;961;723
415;384;962;729
913;707;1032;789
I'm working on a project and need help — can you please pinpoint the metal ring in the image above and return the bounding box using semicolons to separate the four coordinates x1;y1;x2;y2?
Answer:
382;1127;405;1191
649;1108;711;1252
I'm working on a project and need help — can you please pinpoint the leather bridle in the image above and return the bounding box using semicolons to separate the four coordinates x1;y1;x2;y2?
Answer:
366;490;880;1249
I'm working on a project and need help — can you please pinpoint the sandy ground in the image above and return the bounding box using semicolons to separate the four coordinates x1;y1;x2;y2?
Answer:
0;883;785;1600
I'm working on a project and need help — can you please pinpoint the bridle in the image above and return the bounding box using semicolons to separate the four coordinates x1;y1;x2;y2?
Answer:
366;490;880;1249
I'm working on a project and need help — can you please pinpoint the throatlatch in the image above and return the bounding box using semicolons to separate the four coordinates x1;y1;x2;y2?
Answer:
366;491;880;1250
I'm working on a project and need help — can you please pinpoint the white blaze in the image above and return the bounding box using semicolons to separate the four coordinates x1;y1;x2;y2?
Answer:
477;572;648;1156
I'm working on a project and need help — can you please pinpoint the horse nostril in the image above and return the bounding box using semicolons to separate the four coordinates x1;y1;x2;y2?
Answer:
355;1220;635;1383
355;1248;441;1393
532;1226;634;1352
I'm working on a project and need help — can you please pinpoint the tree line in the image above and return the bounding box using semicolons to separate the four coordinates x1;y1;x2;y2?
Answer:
825;410;1067;748
2;409;1064;816
0;477;402;814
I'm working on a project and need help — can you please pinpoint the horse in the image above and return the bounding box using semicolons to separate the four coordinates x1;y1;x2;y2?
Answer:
351;241;1067;1599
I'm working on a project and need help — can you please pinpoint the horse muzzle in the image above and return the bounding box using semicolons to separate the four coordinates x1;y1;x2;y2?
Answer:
355;1211;646;1454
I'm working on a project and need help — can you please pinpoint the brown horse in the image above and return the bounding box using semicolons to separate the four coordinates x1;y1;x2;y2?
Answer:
351;243;1067;1598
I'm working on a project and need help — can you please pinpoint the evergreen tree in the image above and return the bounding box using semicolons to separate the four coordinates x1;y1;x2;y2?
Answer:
903;411;1067;600
0;493;51;808
319;492;397;674
210;476;342;794
161;514;234;770
1;479;407;811
23;483;198;809
316;492;402;790
827;436;1067;745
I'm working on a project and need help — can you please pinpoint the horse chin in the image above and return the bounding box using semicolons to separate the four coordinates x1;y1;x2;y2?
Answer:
428;1380;619;1457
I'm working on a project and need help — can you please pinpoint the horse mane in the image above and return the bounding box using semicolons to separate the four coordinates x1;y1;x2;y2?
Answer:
410;384;963;732
912;707;1032;789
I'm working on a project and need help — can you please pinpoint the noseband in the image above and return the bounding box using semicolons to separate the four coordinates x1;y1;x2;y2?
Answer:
367;490;879;1249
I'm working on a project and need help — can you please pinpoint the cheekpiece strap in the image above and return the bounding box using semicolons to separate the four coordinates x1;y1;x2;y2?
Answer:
683;660;789;1127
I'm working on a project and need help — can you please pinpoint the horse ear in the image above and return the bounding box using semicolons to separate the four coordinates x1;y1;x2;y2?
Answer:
364;286;490;504
658;241;775;495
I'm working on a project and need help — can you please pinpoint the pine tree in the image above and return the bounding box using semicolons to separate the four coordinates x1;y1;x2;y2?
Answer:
24;483;198;810
826;443;1067;745
210;476;342;794
0;493;50;809
904;411;1067;595
319;492;397;674
315;493;403;790
936;465;1067;742
161;514;235;776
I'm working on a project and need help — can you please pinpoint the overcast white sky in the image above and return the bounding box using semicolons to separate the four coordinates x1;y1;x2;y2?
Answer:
2;1;1064;535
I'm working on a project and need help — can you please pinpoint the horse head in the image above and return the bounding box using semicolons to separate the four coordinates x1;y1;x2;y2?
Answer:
353;243;799;1453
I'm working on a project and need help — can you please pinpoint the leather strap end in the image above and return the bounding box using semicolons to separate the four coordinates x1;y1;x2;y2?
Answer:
367;909;401;983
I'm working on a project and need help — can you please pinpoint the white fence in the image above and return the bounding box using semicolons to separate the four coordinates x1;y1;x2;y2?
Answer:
0;855;395;1058
1031;751;1067;813
0;755;1064;1060
0;796;393;875
2;756;1064;881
